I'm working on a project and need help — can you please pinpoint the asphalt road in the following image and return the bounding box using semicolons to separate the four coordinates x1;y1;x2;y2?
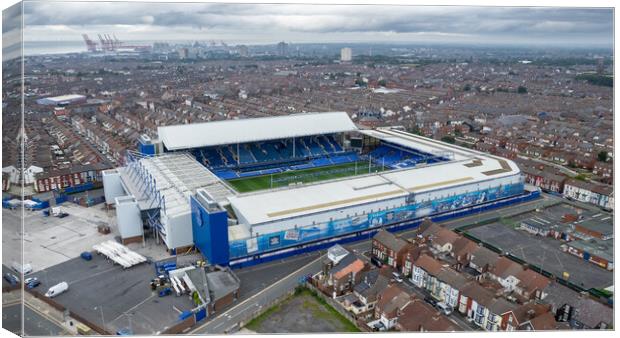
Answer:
2;303;69;336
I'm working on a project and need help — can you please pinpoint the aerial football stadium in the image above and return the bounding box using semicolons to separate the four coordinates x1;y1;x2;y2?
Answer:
102;112;539;267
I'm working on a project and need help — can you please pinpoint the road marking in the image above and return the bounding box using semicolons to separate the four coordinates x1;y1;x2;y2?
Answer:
68;266;119;285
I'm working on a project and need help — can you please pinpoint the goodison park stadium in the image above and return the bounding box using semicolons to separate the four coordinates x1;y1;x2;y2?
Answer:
103;112;539;267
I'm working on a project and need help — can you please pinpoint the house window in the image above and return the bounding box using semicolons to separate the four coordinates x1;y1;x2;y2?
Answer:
485;321;495;331
474;313;485;326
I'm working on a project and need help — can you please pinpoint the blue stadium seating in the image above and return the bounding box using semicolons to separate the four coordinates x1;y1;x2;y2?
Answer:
369;143;447;169
295;139;310;157
328;135;343;152
192;135;361;180
318;135;336;153
238;145;256;164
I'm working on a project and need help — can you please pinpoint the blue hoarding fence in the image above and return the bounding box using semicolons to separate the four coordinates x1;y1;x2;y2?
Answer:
229;188;540;269
228;182;527;260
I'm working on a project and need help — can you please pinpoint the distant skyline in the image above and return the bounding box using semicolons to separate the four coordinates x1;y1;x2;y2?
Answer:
2;1;615;60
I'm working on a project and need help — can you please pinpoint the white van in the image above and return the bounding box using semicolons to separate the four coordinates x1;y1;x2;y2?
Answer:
45;282;69;298
12;262;32;275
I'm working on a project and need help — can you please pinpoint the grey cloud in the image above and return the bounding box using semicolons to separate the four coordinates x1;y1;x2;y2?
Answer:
19;2;613;46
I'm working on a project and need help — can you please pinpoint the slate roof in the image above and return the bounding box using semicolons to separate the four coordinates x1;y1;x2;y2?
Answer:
374;229;408;252
543;282;613;328
470;246;500;269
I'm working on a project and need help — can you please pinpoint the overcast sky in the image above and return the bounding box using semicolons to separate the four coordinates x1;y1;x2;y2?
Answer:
4;1;615;54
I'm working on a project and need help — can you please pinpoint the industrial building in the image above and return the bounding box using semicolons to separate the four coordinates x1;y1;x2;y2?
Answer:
103;112;539;267
36;94;87;106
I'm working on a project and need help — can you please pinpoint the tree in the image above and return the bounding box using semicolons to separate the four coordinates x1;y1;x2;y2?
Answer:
598;150;609;162
517;86;528;94
441;135;456;144
409;125;422;136
463;84;471;91
574;174;588;181
378;79;387;87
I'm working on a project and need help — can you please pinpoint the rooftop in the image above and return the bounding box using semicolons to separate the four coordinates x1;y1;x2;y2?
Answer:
157;112;358;150
120;152;235;217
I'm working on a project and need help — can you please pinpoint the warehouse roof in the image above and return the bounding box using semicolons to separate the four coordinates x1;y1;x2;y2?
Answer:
158;112;357;150
36;94;86;105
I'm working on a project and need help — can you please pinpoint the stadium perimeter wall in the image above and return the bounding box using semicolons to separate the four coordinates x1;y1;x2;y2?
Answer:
189;175;530;266
238;174;523;235
228;187;539;268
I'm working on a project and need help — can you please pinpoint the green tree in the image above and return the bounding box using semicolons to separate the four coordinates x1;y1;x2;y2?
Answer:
463;84;471;91
378;79;387;87
517;86;528;94
598;151;609;162
441;135;456;144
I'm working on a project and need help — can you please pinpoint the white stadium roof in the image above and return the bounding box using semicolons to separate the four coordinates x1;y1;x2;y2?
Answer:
228;129;521;225
158;112;358;150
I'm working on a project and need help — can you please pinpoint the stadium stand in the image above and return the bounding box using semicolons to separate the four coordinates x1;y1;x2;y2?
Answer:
369;143;448;169
191;135;355;180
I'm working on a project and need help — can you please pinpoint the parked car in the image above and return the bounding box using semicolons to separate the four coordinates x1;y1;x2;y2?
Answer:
27;279;41;289
3;273;19;286
436;302;453;315
392;272;403;283
80;252;93;261
24;277;38;285
424;296;438;307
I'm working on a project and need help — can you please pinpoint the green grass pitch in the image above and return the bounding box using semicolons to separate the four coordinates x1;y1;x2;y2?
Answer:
227;161;386;193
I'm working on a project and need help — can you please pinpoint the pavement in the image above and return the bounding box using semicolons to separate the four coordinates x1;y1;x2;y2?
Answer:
3;204;117;272
3;202;172;274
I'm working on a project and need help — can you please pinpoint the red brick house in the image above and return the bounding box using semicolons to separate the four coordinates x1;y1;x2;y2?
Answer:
372;230;412;269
